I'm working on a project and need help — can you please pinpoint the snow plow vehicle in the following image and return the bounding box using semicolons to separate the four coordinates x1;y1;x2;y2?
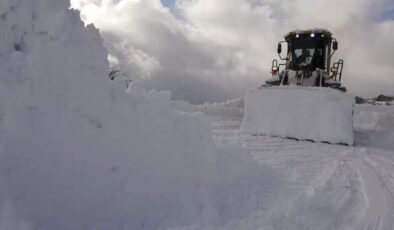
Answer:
241;29;354;145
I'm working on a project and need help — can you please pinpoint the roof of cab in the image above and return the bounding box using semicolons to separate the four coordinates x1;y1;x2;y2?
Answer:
284;28;333;40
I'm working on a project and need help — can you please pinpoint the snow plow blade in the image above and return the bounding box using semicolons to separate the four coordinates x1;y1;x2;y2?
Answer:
241;86;354;145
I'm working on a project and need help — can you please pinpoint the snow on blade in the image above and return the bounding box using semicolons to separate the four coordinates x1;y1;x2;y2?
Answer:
241;86;355;145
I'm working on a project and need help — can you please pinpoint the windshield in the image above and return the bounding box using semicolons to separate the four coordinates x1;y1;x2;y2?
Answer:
288;38;326;71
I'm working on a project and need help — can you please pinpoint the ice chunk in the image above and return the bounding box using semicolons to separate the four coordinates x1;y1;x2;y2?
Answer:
241;86;354;145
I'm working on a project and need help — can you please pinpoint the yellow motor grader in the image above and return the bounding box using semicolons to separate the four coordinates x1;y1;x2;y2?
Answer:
241;29;354;145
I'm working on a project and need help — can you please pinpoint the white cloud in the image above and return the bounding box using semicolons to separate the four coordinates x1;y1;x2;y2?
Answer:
71;0;394;103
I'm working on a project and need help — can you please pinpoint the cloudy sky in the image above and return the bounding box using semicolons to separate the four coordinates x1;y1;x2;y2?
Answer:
71;0;394;103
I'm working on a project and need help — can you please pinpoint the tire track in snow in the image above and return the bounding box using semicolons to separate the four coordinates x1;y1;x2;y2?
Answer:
175;102;394;229
352;150;394;230
366;154;394;197
207;104;394;230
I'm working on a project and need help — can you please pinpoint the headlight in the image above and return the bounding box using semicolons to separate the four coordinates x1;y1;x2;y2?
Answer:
331;67;338;73
272;66;279;73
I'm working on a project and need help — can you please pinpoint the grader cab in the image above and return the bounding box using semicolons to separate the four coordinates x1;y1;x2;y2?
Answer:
267;29;345;91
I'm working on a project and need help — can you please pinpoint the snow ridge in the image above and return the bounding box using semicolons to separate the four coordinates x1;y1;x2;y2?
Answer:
0;0;267;229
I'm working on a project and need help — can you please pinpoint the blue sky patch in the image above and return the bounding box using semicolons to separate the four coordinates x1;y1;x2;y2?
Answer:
382;3;394;20
161;0;182;18
161;0;175;9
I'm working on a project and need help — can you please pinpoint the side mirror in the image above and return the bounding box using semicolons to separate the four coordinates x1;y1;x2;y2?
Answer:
277;43;282;54
333;41;338;51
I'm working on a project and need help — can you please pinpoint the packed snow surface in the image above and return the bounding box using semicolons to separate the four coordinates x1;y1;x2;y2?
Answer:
175;100;394;230
241;86;355;145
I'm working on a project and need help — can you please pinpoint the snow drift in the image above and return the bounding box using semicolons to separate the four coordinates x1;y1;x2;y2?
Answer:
241;86;355;145
0;0;269;229
354;105;394;150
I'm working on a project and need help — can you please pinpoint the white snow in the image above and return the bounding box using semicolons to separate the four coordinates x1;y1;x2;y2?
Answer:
175;101;394;230
0;0;267;229
354;105;394;150
1;0;394;230
287;28;333;36
241;86;355;145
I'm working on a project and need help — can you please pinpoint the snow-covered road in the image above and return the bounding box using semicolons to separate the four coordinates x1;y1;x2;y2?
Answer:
176;101;394;230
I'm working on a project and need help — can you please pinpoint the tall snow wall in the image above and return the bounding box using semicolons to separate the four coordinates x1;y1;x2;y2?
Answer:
0;0;268;229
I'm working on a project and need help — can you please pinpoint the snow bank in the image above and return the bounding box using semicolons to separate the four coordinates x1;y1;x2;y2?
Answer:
0;0;268;229
354;105;394;150
174;99;243;120
241;86;355;145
